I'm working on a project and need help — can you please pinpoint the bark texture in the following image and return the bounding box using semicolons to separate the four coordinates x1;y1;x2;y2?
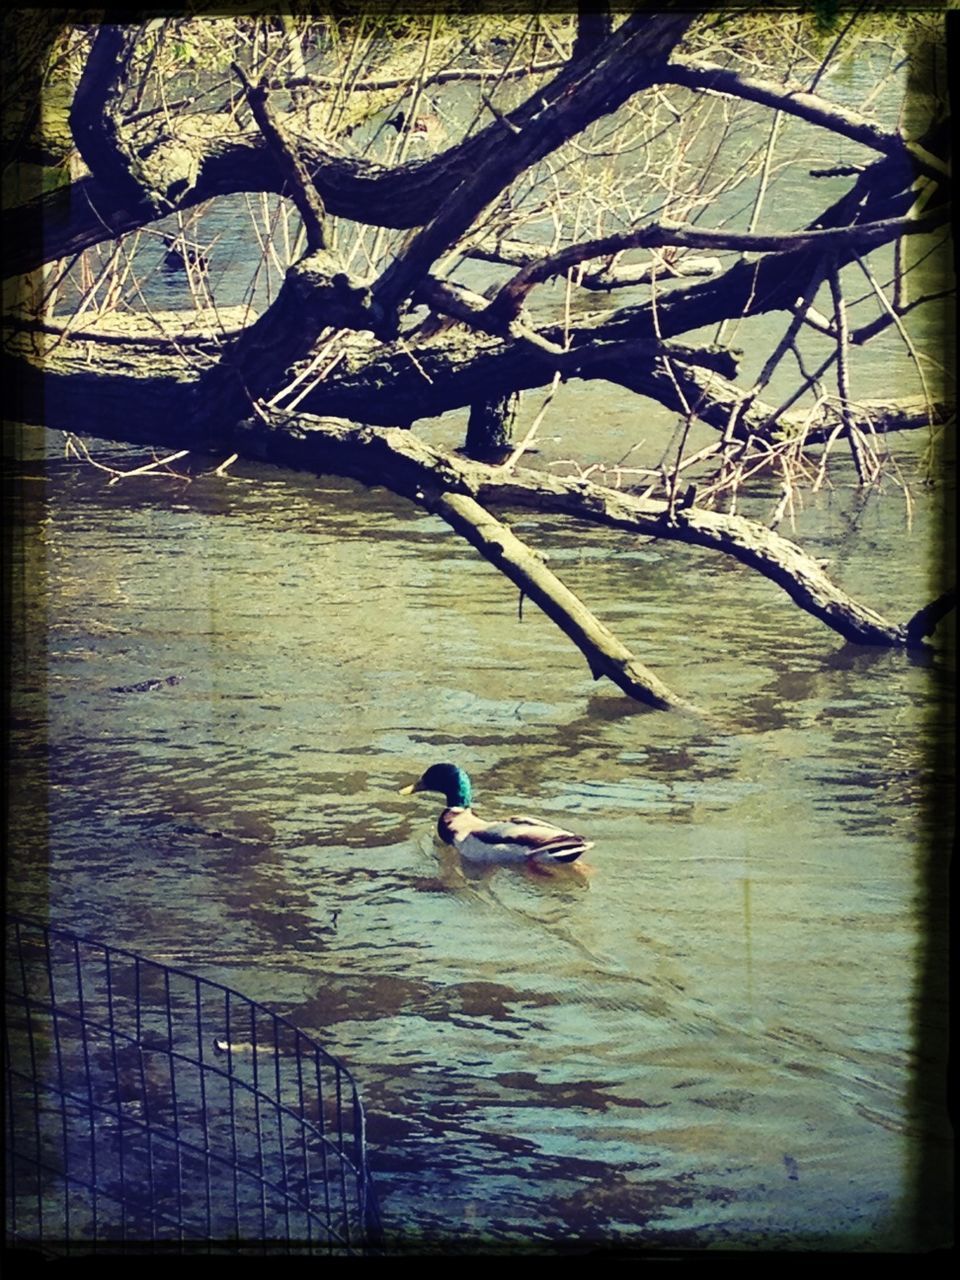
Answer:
3;14;953;710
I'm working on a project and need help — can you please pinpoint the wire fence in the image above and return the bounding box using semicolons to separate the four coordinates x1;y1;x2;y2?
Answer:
4;915;382;1255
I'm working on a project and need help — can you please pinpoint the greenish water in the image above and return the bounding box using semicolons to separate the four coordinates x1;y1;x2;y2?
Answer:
5;406;953;1251
4;26;954;1252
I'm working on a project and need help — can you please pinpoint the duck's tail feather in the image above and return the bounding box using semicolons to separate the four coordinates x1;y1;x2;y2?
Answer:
535;839;594;864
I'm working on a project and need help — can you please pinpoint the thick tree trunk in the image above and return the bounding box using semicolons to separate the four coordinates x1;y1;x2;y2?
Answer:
3;12;953;722
464;391;519;461
7;317;938;657
8;313;946;461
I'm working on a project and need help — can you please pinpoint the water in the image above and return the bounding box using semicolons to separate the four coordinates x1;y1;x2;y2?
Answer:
6;28;954;1253
6;409;953;1251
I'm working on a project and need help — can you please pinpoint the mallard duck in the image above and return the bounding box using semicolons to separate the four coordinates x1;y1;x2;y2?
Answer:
399;762;592;867
160;232;209;273
387;109;444;142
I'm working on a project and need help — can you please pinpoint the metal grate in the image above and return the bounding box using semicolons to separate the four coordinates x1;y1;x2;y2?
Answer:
4;915;382;1255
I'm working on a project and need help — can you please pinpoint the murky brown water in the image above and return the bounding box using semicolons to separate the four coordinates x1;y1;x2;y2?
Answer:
5;31;954;1253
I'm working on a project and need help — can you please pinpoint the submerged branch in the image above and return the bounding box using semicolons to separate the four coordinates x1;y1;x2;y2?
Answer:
230;411;697;711
230;412;913;650
7;304;937;704
432;491;695;711
905;589;957;644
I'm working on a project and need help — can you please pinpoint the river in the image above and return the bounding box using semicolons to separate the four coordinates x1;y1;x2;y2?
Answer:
5;23;955;1254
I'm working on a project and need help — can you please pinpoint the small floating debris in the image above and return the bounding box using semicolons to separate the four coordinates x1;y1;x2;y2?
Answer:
320;910;340;934
213;1039;277;1057
110;675;183;694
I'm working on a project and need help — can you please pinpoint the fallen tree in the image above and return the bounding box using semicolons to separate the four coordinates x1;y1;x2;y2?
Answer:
3;9;954;710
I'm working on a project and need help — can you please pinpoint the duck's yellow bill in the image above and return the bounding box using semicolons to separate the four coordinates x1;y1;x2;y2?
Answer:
398;782;418;795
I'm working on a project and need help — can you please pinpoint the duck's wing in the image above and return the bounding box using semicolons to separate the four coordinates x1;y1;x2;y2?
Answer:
459;815;593;865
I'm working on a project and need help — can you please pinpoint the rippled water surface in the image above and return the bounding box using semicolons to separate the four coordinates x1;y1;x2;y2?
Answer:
6;405;953;1251
5;33;955;1253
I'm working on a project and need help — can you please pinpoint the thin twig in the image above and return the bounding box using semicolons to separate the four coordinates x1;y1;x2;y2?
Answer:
502;372;561;471
829;263;876;483
106;450;190;484
852;248;939;427
207;453;240;477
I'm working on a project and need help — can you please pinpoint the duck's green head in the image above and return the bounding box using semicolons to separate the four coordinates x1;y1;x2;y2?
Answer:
399;762;473;807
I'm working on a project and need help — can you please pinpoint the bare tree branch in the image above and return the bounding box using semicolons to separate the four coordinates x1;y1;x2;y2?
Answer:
371;11;696;325
486;208;949;324
906;589;957;643
276;60;567;94
433;491;696;711
572;1;612;64
8;14;696;279
69;24;160;207
667;56;949;180
233;62;328;253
